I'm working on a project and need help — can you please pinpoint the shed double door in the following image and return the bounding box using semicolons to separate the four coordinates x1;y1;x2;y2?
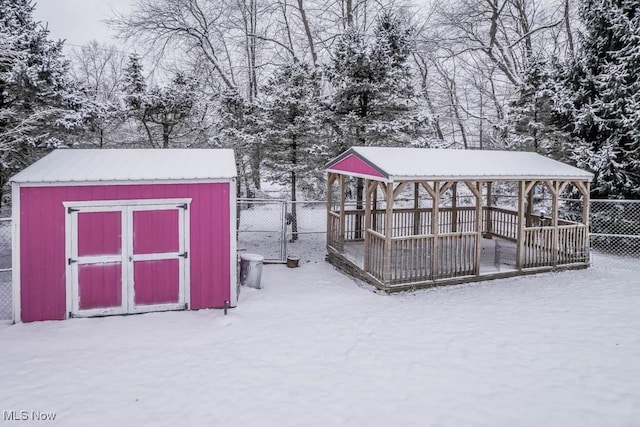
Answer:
66;201;189;317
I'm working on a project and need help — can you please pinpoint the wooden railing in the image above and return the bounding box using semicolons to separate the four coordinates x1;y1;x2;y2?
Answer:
558;224;588;264
523;227;554;268
389;234;434;284
484;207;518;241
366;229;386;282
434;232;477;279
331;206;588;285
327;211;341;250
522;224;588;267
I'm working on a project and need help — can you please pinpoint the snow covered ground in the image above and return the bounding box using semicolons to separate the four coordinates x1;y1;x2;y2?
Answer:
1;254;639;427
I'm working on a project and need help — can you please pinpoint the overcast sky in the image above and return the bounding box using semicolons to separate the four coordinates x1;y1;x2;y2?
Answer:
32;0;133;48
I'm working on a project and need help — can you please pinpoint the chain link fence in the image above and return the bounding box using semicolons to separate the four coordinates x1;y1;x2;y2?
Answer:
589;199;640;256
0;218;12;321
0;198;638;322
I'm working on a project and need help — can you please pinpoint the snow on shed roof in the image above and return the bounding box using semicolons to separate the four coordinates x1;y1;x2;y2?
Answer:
327;147;593;181
11;149;237;184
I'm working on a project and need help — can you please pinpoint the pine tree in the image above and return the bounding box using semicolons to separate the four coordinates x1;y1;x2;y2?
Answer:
559;0;640;198
122;55;197;148
328;12;423;231
328;11;419;152
507;56;570;159
0;0;79;200
259;62;324;241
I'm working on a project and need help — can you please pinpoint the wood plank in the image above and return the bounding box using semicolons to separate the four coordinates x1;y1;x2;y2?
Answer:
551;180;559;266
485;182;493;235
339;174;346;251
432;181;440;279
463;180;482;199
451;182;458;233
393;181;409;199
383;183;394;283
516;180;526;269
420;181;437;199
475;182;483;276
413;183;420;236
326;172;334;249
364;179;372;272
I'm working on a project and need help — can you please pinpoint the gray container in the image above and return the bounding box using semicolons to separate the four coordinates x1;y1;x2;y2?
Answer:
239;253;264;289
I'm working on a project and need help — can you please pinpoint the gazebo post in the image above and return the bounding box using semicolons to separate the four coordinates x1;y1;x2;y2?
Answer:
475;182;483;275
413;183;420;235
383;182;394;284
364;179;372;272
451;183;458;233
339;174;346;251
432;181;441;278
326;172;334;248
463;180;483;276
516;180;526;269
486;181;493;236
550;181;560;265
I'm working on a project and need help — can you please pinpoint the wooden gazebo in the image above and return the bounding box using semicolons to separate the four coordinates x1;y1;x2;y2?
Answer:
325;147;593;292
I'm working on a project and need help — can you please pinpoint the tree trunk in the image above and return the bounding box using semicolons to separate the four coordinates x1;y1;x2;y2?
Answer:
162;123;170;148
296;0;318;67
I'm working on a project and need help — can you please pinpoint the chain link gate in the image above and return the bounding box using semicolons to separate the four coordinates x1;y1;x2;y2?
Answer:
237;198;287;262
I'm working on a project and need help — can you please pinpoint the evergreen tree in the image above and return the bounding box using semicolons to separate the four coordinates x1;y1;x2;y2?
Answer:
559;0;640;198
328;11;419;152
122;54;197;148
0;0;79;200
259;62;324;241
507;56;570;159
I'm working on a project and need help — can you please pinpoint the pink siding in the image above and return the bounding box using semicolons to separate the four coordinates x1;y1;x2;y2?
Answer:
329;154;385;178
134;259;180;305
78;211;121;256
19;182;232;322
133;209;179;254
78;263;122;310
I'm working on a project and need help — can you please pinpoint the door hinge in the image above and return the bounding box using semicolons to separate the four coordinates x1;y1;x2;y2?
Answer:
68;258;77;265
178;251;188;259
67;207;79;214
178;203;188;210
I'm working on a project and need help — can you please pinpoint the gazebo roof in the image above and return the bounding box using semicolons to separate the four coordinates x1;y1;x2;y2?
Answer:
326;147;593;182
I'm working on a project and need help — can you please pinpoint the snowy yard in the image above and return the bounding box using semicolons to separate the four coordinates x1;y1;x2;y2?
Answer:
1;254;639;427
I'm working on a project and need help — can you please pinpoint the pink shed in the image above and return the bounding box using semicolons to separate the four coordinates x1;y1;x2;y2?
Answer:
10;149;238;323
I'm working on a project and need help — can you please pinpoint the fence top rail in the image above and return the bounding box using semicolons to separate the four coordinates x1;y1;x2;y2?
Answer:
238;198;287;203
558;224;587;229
365;229;386;239
562;198;640;204
328;211;340;218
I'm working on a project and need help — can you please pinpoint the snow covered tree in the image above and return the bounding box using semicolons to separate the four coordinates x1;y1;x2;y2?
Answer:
122;54;197;148
259;62;325;241
0;0;79;202
507;56;570;159
328;11;424;233
328;11;418;152
558;0;640;198
70;41;127;148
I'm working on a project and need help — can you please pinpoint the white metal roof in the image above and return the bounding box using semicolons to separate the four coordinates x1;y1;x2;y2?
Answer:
328;147;593;181
11;149;237;184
